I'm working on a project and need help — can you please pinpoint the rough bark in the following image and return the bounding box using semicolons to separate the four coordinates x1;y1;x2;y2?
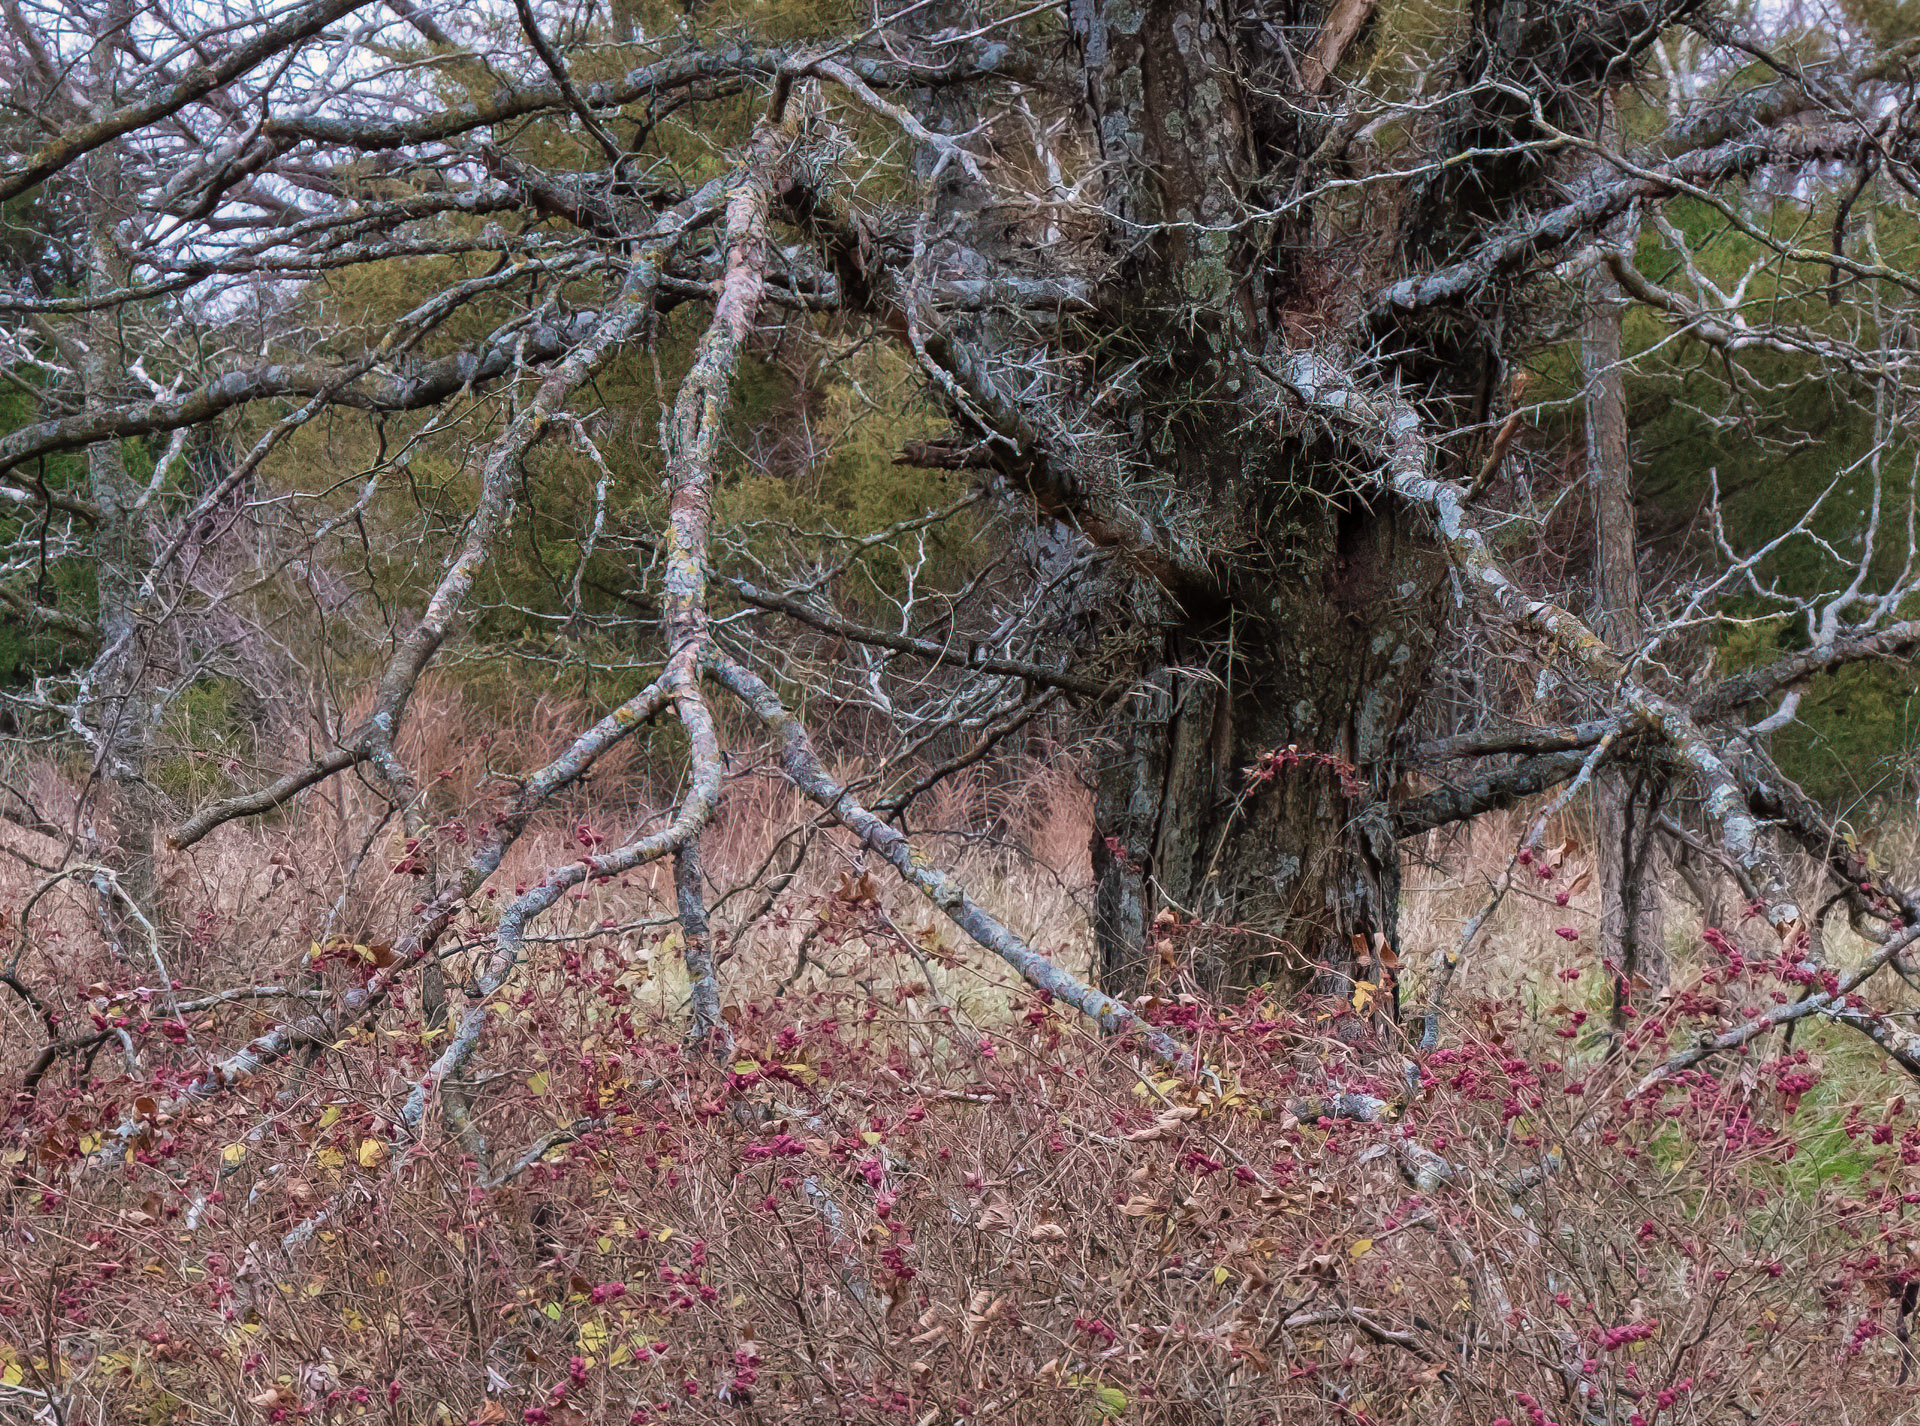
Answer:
1094;507;1442;997
79;81;159;952
1579;126;1667;1016
1086;0;1443;1002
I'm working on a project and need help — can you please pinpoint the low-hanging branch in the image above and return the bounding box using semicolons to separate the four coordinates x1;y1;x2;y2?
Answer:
710;652;1192;1069
1371;125;1876;316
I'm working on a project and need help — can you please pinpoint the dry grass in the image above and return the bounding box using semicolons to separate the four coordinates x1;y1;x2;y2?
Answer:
1;674;1095;1021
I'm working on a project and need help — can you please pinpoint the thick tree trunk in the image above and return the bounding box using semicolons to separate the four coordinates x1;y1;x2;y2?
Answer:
1093;502;1441;1000
1085;0;1443;1005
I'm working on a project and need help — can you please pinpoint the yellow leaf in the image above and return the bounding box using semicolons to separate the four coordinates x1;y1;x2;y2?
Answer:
357;1138;386;1168
316;1148;345;1171
596;1237;614;1254
783;1062;818;1084
578;1322;608;1354
526;1071;550;1097
77;1132;101;1154
1351;981;1376;1015
317;1106;342;1129
1212;1265;1230;1285
861;1130;883;1146
609;1342;632;1367
221;1143;247;1165
731;1059;760;1076
1;1365;20;1387
1349;1238;1374;1258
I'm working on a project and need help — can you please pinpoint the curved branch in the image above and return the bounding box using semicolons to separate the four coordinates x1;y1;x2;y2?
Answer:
168;748;364;849
1393;746;1613;836
0;585;101;646
1372;125;1873;316
0;307;610;480
266;45;1030;156
1697;619;1920;720
1410;719;1612;764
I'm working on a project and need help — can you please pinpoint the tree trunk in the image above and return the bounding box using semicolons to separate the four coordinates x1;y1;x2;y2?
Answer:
1093;505;1441;1000
1580;110;1666;1020
1084;0;1444;1006
82;119;159;951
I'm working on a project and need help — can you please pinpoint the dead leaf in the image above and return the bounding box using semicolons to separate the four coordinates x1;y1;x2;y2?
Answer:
974;1199;1017;1232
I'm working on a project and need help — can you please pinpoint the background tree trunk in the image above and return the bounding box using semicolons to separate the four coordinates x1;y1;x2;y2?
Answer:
1581;125;1667;1021
81;97;159;951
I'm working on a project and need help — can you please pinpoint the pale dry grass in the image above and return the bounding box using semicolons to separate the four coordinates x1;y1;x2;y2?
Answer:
1401;806;1898;1007
3;673;1099;1043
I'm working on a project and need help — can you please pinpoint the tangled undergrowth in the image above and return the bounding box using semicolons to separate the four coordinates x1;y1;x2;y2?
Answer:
4;684;1920;1424
11;892;1920;1424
